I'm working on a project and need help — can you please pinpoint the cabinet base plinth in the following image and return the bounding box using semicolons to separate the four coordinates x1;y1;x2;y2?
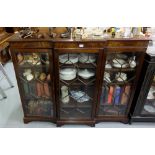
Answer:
95;116;129;124
57;120;95;127
23;117;56;124
130;116;155;123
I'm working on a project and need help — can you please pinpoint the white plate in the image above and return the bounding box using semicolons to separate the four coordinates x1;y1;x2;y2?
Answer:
60;68;77;80
79;53;96;63
144;105;155;113
60;74;76;81
59;54;78;64
60;68;77;75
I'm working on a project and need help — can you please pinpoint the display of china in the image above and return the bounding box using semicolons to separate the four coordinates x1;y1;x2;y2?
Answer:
132;27;142;37
59;54;78;64
122;27;132;38
73;28;83;39
78;69;95;79
144;105;155;113
60;68;77;80
23;69;31;77
147;86;155;99
39;73;47;81
32;53;41;65
115;72;127;82
61;86;70;104
79;53;96;63
129;56;136;68
104;72;111;82
34;72;40;79
112;58;129;68
105;61;112;69
26;53;41;65
23;69;34;81
70;90;90;103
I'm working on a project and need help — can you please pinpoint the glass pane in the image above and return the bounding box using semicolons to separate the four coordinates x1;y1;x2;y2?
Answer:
58;53;98;119
16;52;53;117
141;75;155;115
99;52;138;116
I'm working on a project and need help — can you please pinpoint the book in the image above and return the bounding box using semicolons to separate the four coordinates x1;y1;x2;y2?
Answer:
108;86;114;104
104;86;109;104
114;86;121;105
121;85;131;105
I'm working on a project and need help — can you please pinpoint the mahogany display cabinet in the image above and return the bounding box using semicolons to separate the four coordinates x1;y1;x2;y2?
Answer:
130;52;155;123
9;35;149;126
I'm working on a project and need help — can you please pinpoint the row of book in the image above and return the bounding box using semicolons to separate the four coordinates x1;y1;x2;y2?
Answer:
23;81;51;98
100;85;131;105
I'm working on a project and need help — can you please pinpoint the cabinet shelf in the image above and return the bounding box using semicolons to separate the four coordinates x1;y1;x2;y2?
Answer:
25;99;53;117
105;68;135;72
18;64;49;69
60;97;92;108
60;107;92;119
59;63;96;68
99;104;127;116
100;104;127;107
60;78;96;86
104;82;132;86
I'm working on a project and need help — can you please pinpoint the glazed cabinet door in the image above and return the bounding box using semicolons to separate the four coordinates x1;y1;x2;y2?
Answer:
139;66;155;116
96;50;145;119
11;49;55;119
54;49;102;121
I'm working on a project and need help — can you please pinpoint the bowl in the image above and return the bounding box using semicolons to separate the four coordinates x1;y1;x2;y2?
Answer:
78;69;95;79
115;72;127;82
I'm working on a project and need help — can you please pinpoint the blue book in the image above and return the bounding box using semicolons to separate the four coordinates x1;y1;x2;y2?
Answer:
114;86;121;105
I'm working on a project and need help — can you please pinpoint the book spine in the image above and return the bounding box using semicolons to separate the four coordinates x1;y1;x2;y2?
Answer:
114;86;121;105
104;86;109;104
121;85;131;105
108;86;114;104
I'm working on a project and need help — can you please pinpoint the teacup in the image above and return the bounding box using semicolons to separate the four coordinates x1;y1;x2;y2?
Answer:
115;72;127;82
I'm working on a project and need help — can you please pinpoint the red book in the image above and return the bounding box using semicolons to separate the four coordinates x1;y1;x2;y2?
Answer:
108;86;114;104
